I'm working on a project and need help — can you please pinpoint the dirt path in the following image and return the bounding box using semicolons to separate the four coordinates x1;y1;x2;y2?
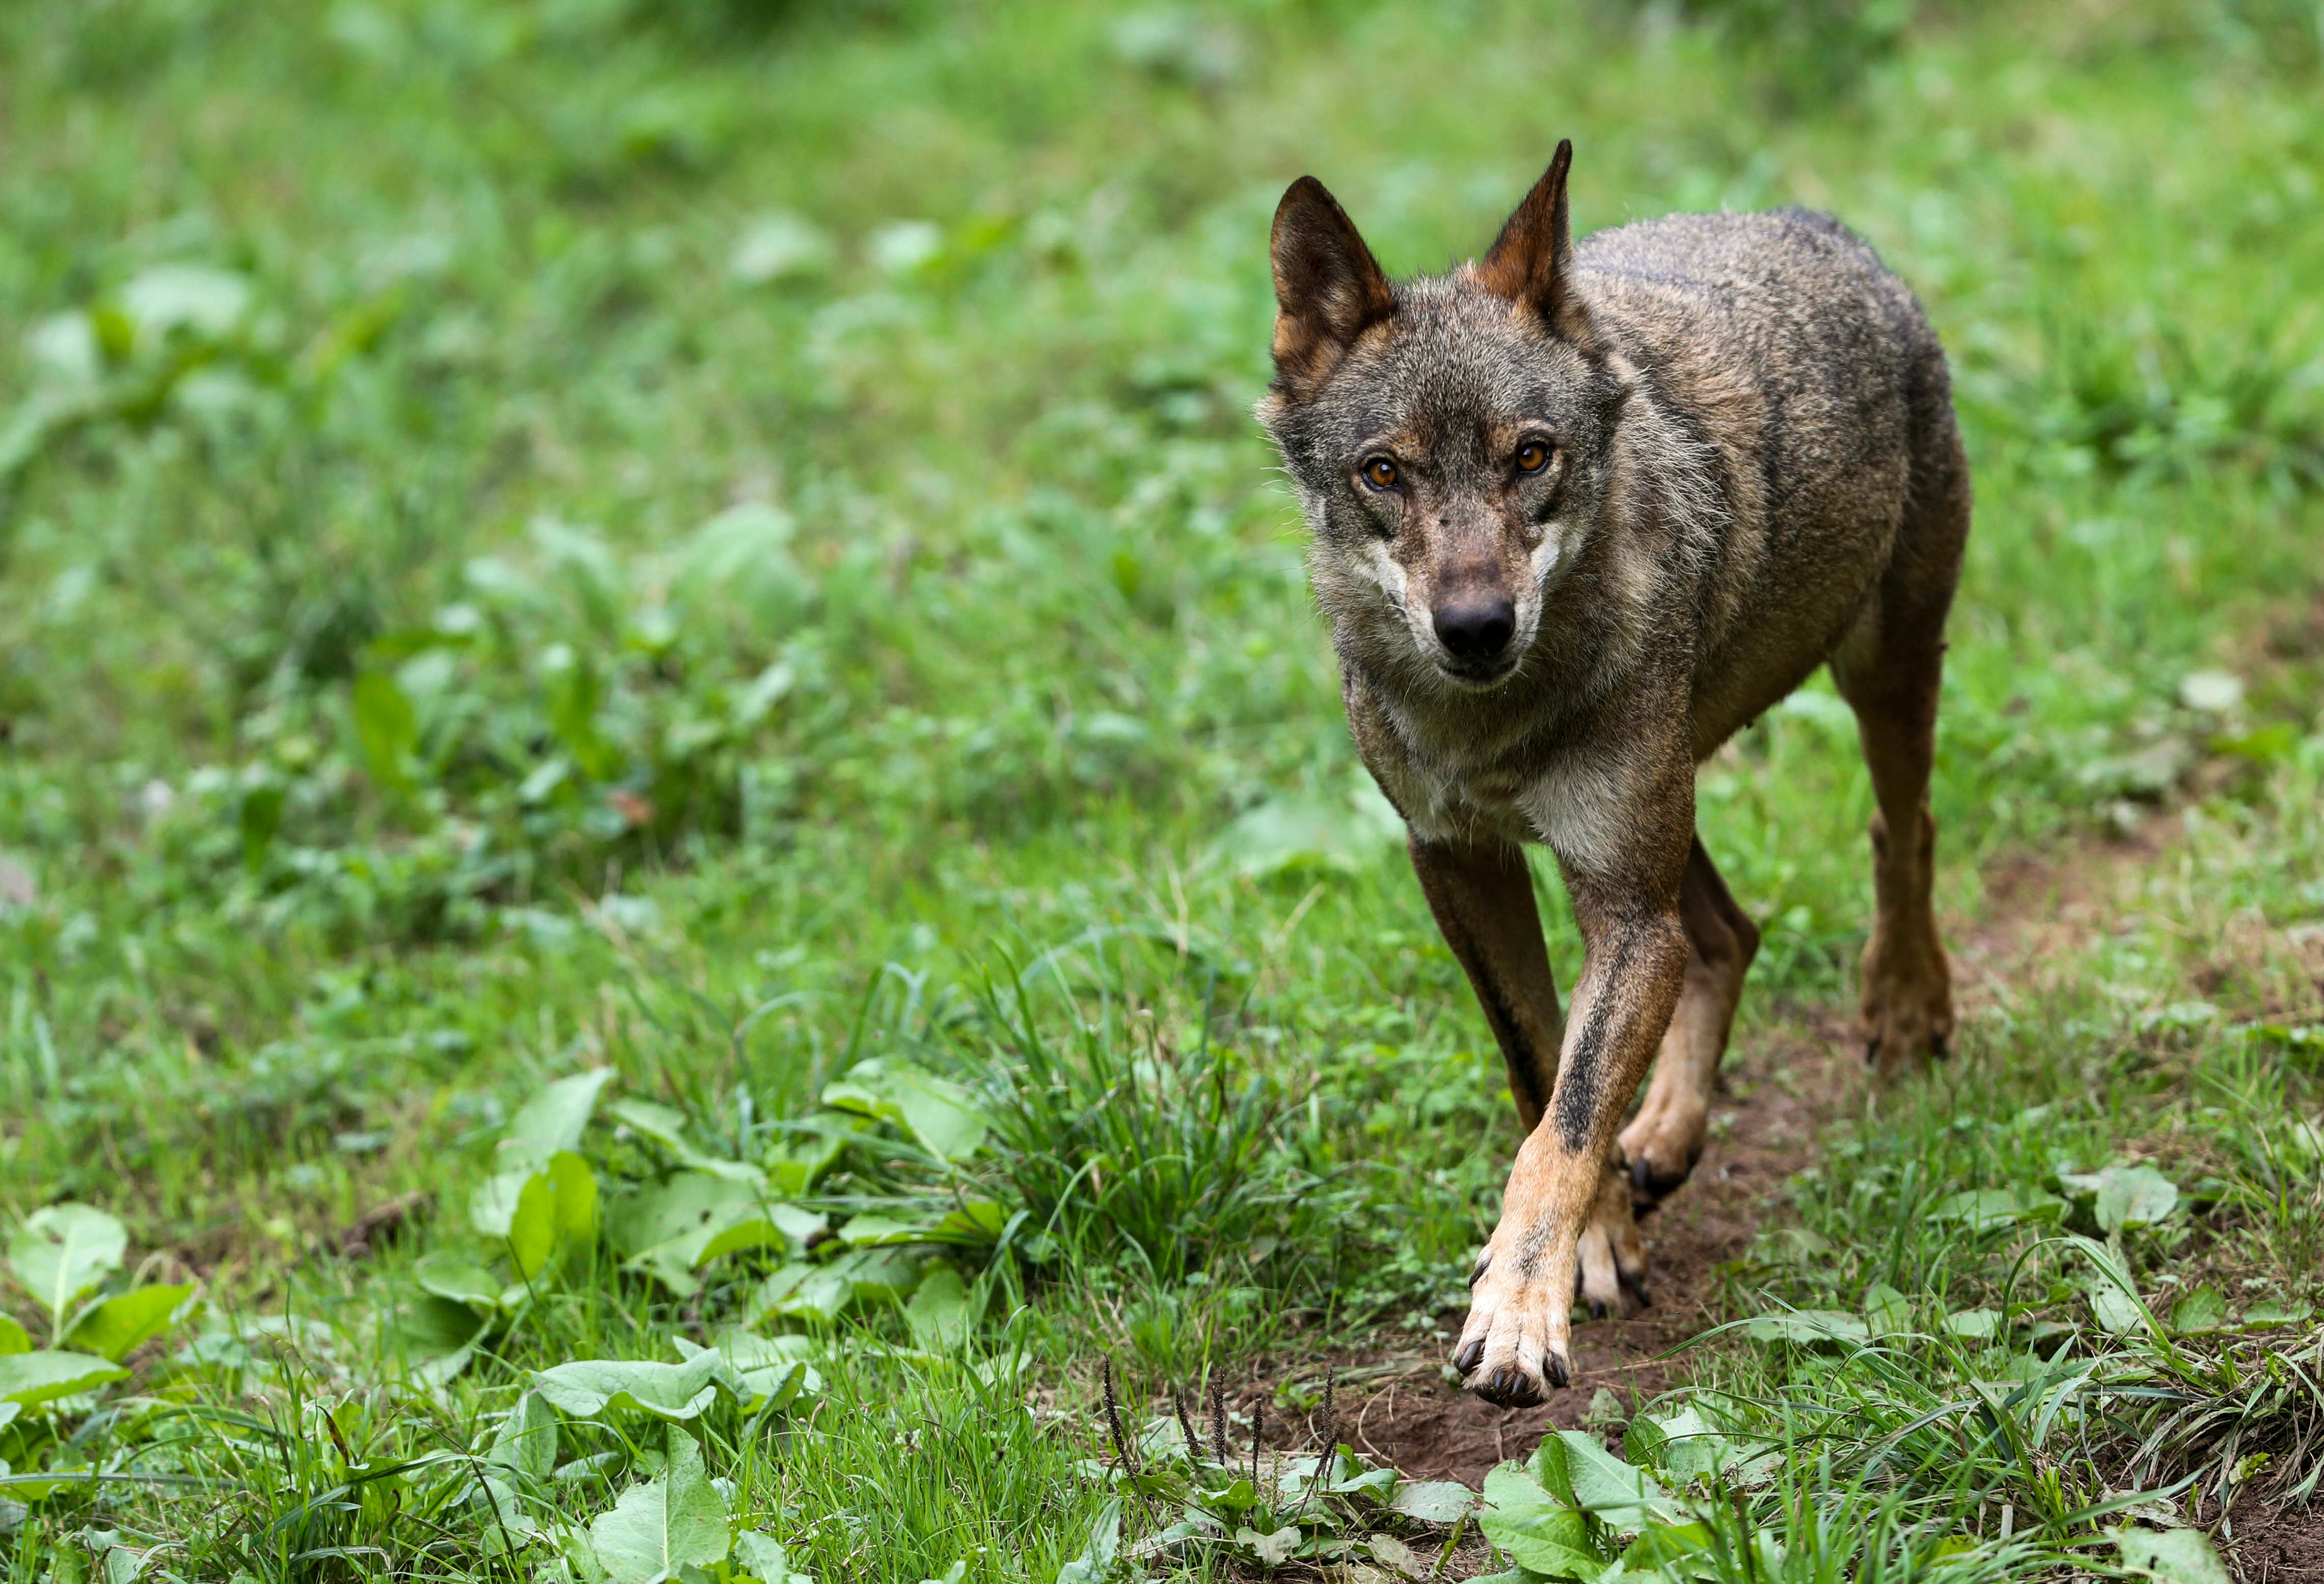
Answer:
1269;812;2190;1490
1282;1013;1853;1487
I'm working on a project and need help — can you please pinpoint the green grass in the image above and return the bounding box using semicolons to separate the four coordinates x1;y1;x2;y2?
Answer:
1;1;2321;1579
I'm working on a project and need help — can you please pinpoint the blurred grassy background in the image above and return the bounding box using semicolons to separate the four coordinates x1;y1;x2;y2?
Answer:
0;1;2320;1577
3;0;2318;1213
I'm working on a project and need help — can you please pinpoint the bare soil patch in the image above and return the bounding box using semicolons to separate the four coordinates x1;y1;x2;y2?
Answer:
2224;1502;2324;1583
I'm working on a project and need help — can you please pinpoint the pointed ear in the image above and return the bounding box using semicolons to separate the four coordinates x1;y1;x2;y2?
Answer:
1269;176;1395;397
1477;139;1594;345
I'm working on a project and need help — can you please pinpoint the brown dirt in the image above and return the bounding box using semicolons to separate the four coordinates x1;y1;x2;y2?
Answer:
1247;1017;1860;1488
1293;808;2206;1492
2223;1503;2324;1584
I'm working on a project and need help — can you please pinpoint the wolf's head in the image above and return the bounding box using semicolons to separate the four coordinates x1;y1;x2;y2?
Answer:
1258;142;1630;694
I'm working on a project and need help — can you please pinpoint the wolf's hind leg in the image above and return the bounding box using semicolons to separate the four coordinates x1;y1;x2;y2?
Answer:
1832;449;1966;1072
1617;835;1758;1209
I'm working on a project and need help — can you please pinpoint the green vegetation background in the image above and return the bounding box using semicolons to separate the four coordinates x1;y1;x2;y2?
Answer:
0;0;2320;1579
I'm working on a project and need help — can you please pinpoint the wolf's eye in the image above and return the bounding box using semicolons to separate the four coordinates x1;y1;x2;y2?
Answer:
1515;441;1552;475
1360;456;1400;490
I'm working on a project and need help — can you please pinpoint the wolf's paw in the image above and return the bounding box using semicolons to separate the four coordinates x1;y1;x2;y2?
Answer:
1617;1103;1706;1213
1860;932;1954;1075
1453;1163;1647;1406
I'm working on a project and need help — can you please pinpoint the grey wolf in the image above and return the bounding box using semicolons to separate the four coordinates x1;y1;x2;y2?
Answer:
1258;141;1967;1406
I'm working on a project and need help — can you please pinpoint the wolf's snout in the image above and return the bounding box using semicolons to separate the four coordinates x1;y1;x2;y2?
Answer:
1432;595;1516;662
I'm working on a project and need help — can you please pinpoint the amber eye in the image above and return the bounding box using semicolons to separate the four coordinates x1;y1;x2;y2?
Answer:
1360;456;1400;490
1515;440;1552;475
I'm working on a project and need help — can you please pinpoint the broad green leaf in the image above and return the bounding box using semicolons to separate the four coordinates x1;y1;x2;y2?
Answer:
588;1428;728;1584
10;1204;127;1336
1479;1493;1603;1579
1927;1187;2065;1230
473;1151;596;1279
1740;1310;1869;1346
118;262;250;342
1535;1431;1678;1525
2091;1287;2148;1336
489;1391;559;1484
1056;1497;1121;1584
613;1173;824;1294
839;1203;999;1249
750;1262;852;1323
694;1210;814;1266
1944;1308;2002;1341
2115;1525;2231;1584
533;1353;725;1422
0;1315;28;1355
764;1129;850;1197
905;1267;971;1350
413;1253;507;1312
1484;1459;1560;1515
611;1172;761;1256
2169;1287;2227;1334
0;1349;127;1406
1235;1526;1301;1566
820;1060;989;1162
1368;1533;1425;1574
1619;1521;1717;1574
701;1331;818;1411
734;1531;815;1584
350;670;419;794
547;1151;598;1251
502;1070;616;1168
1387;1480;1476;1523
62;1283;194;1362
1628;1405;1767;1489
1863;1283;1913;1338
386;1294;486;1369
239;783;284;872
606;1099;764;1184
2095;1166;2180;1233
2241;1298;2315;1328
924;1200;1009;1248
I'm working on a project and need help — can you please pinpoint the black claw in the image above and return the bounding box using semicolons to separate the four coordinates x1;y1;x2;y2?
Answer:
1546;1353;1570;1389
1863;1036;1883;1068
1452;1337;1484;1374
1620;1270;1654;1312
1590;1299;1609;1322
1475;1367;1545;1409
1629;1160;1693;1215
1468;1252;1491;1290
1929;1032;1951;1061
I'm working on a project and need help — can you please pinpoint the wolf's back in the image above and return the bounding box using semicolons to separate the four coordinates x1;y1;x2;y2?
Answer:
1573;206;1961;744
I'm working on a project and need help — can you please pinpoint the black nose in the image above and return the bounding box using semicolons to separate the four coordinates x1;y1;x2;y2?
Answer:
1432;596;1516;662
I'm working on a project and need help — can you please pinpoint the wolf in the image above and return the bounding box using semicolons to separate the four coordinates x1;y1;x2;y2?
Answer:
1257;141;1967;1407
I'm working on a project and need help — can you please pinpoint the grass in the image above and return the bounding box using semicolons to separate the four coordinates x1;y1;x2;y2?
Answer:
0;0;2320;1578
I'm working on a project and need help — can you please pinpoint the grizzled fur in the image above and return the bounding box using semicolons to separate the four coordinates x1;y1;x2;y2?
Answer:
1259;143;1967;1407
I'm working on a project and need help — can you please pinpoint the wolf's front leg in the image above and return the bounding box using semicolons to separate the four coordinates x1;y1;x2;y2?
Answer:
1455;875;1689;1405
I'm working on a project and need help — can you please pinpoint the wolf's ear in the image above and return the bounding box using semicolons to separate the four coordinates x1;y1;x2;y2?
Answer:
1269;176;1395;398
1478;140;1594;345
